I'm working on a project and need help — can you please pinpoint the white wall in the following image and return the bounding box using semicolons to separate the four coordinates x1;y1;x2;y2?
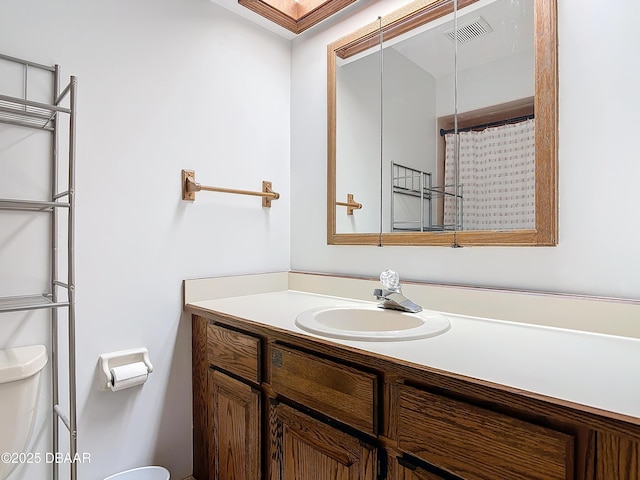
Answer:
0;0;290;479
291;0;640;300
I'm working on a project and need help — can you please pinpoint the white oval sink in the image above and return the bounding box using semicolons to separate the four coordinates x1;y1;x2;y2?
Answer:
295;305;450;341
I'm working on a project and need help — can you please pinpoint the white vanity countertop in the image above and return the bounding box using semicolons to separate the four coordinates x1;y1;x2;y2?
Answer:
188;289;640;421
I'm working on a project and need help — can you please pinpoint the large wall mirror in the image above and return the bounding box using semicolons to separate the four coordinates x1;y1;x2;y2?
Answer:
327;0;557;246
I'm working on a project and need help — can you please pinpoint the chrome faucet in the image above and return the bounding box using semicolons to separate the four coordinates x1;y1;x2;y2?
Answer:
373;270;422;313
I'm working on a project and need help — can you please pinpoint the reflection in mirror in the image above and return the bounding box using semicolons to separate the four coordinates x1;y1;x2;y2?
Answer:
335;25;382;235
328;0;557;246
450;0;535;231
381;8;457;233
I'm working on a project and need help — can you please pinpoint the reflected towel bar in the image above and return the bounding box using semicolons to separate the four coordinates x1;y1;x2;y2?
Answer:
336;194;362;215
182;169;280;207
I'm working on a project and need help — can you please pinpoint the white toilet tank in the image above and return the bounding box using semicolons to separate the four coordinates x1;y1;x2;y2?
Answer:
0;345;47;480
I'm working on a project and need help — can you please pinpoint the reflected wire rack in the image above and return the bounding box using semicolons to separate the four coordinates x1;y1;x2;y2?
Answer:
0;52;78;480
391;162;463;232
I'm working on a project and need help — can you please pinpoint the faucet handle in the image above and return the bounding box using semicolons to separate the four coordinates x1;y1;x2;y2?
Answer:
380;269;401;293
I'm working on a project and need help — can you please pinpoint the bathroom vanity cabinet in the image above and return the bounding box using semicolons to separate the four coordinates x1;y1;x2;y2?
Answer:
190;310;640;480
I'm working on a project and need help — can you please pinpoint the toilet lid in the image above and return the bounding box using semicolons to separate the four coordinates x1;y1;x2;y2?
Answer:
0;345;47;384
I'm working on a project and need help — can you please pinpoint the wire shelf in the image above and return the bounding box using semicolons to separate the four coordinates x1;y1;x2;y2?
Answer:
0;294;69;313
0;93;70;131
0;198;70;211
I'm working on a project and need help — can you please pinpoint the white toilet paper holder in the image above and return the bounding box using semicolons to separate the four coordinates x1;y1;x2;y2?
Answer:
98;348;154;391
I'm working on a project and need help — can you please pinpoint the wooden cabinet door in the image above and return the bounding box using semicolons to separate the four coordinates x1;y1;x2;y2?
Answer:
269;401;377;480
597;432;640;480
388;456;447;480
208;369;261;480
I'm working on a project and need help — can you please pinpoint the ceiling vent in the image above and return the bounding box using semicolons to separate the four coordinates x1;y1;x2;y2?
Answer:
444;16;493;44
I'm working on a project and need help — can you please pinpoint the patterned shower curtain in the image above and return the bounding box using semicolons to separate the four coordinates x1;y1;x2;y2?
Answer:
443;119;535;230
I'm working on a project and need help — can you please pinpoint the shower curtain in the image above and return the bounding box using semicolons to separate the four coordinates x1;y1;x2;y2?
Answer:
443;118;535;230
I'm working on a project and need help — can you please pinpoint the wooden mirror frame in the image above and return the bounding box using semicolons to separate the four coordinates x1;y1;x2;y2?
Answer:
327;0;557;246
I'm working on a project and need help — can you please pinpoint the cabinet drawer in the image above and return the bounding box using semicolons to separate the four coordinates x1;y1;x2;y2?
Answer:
269;344;377;435
207;323;260;384
397;385;574;480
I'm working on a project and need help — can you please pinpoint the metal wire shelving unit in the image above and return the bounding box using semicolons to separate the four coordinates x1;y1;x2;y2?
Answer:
391;162;463;232
0;52;77;480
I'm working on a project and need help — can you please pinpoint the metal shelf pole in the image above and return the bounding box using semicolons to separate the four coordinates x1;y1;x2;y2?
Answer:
51;63;60;480
67;75;78;480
